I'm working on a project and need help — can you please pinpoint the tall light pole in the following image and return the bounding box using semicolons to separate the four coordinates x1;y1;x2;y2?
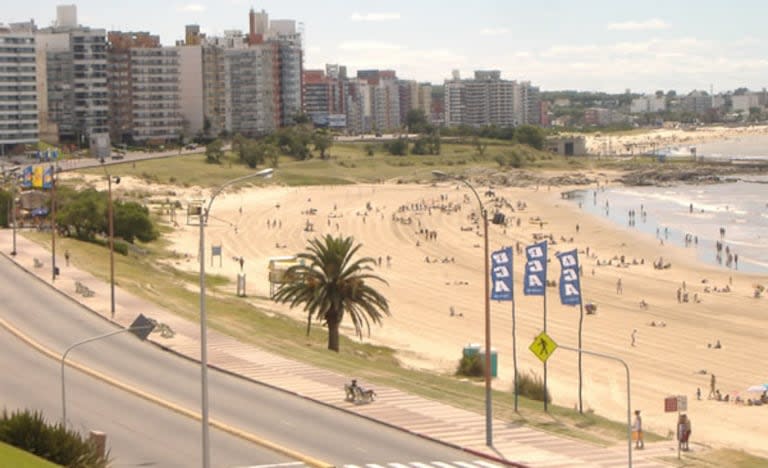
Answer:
107;175;119;318
199;168;273;468
51;167;57;282
2;167;19;256
432;170;493;447
101;158;120;318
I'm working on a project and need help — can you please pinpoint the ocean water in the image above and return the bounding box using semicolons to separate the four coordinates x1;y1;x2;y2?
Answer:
696;133;768;160
570;176;768;274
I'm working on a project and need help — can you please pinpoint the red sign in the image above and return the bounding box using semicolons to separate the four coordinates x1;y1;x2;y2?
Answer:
664;396;678;413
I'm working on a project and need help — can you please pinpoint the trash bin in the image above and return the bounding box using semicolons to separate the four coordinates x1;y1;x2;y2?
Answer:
463;343;481;359
479;349;498;377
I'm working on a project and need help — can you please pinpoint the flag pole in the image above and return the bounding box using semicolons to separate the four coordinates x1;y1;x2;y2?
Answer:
578;294;584;414
511;245;518;412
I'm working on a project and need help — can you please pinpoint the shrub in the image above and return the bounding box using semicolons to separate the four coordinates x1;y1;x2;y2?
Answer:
515;370;551;402
456;353;484;378
0;409;110;467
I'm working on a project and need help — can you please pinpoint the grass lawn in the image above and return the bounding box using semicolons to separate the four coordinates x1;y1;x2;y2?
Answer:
0;441;61;467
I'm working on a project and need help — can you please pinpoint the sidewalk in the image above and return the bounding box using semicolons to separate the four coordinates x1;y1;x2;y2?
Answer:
1;230;683;467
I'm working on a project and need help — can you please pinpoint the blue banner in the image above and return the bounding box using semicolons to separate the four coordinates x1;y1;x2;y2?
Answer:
523;241;547;295
490;247;513;301
42;166;54;190
556;249;582;306
21;166;33;188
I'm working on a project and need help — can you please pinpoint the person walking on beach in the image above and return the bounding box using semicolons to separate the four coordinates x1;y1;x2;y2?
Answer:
633;410;644;449
616;278;623;295
709;373;716;399
631;329;637;346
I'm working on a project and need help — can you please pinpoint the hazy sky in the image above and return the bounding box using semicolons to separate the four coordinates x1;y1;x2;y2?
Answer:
7;1;768;94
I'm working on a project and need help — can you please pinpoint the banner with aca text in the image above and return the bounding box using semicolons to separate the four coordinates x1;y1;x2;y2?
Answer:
524;241;547;296
490;247;513;301
556;249;582;306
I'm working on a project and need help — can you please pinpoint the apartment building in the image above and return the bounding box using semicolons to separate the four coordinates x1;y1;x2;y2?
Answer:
303;66;347;127
444;70;541;128
195;9;303;137
106;31;187;144
0;22;38;154
630;95;666;113
130;46;182;142
224;44;276;136
37;5;109;145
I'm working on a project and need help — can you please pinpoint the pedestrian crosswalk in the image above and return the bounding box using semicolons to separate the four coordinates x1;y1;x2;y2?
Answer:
342;461;502;468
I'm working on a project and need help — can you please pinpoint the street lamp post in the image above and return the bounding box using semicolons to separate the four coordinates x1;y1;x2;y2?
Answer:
10;172;17;256
432;170;493;447
107;175;119;318
61;317;155;428
51;170;57;282
199;168;273;468
101;159;120;319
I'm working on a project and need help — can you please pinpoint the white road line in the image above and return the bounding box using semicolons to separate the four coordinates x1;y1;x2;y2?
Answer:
431;462;457;468
238;463;306;468
473;461;503;468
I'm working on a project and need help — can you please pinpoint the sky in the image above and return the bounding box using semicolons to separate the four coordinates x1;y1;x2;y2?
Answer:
6;1;768;94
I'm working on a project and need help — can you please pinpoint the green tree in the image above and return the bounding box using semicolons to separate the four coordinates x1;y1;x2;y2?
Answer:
386;138;408;156
405;109;429;134
232;133;247;161
272;235;390;352
241;140;265;168
313;129;333;159
56;187;105;240
514;125;546;150
0;188;10;227
114;201;157;244
205;139;224;164
472;136;488;156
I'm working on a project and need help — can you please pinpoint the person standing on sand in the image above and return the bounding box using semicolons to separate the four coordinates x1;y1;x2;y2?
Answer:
631;329;637;347
633;410;644;449
616;278;623;295
709;374;716;399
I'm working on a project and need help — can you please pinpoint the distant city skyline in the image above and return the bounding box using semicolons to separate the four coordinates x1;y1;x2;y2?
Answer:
6;0;768;94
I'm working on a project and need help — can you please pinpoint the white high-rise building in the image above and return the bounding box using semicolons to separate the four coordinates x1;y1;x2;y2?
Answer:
37;5;108;145
0;23;38;153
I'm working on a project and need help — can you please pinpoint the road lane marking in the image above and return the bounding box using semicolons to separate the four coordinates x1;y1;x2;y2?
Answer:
0;317;333;468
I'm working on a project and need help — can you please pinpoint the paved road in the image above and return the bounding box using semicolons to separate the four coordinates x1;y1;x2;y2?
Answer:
0;326;297;468
0;255;502;466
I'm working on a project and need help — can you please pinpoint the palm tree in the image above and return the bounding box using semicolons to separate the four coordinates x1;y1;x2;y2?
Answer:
272;234;389;352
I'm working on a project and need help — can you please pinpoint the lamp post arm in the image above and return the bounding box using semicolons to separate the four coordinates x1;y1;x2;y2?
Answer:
456;177;485;214
204;170;273;222
61;325;153;426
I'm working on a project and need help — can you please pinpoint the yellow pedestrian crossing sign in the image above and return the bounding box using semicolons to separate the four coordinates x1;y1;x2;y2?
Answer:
529;331;558;363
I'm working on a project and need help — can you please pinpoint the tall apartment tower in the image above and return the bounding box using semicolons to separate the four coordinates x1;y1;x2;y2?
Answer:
37;5;109;145
200;9;303;137
0;22;38;154
444;70;539;128
106;31;183;144
224;44;276;135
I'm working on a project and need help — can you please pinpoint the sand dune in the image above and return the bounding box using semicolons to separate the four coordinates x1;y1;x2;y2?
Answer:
119;174;768;457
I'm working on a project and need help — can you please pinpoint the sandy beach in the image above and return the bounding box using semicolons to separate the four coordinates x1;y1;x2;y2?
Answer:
584;124;768;155
87;171;768;457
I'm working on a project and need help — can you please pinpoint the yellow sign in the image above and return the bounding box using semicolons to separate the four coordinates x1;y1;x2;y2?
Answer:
529;331;558;363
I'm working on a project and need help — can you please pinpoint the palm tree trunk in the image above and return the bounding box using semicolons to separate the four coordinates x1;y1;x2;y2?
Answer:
327;317;340;352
